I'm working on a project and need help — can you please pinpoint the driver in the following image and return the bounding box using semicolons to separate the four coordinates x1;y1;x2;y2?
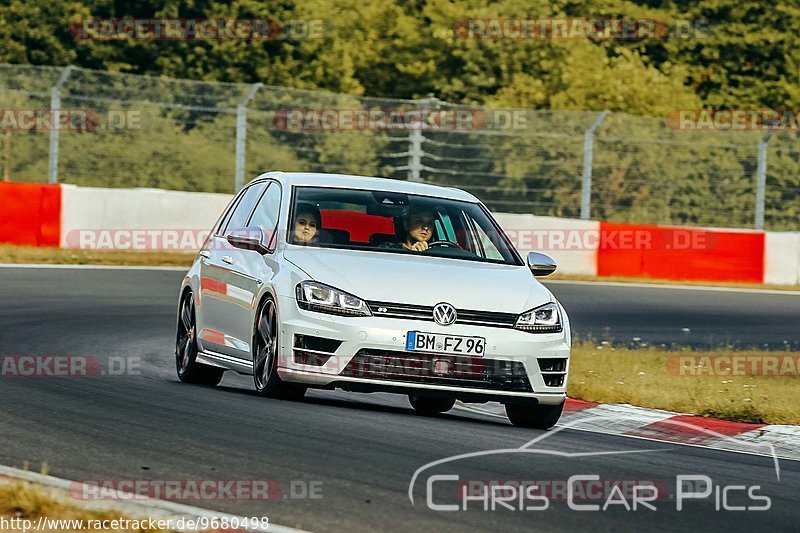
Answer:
291;203;321;245
382;205;436;252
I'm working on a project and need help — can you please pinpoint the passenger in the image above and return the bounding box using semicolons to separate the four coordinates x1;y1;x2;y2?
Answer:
382;205;436;252
292;203;321;245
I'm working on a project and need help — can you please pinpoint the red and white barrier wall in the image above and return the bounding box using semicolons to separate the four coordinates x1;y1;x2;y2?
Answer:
0;182;62;247
1;182;798;285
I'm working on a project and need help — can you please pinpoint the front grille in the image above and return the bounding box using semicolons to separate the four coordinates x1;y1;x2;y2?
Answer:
366;301;518;329
340;349;533;392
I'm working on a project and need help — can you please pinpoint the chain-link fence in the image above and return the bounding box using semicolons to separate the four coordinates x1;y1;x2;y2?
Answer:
1;63;798;230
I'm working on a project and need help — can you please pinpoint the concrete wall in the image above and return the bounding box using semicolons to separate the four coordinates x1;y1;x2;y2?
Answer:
494;213;599;276
764;232;800;285
60;185;233;251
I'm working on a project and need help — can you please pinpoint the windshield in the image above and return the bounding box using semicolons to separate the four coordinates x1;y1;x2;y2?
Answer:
287;186;522;265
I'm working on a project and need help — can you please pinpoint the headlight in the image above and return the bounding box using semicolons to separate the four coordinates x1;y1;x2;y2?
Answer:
296;281;371;317
515;302;562;333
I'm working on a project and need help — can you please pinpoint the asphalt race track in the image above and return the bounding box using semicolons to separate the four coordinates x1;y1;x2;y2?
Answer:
544;280;800;349
1;266;798;532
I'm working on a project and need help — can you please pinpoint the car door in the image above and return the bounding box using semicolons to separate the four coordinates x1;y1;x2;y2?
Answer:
197;181;266;357
218;181;283;360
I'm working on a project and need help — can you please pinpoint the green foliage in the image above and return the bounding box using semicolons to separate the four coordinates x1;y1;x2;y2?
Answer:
1;0;798;229
3;0;796;112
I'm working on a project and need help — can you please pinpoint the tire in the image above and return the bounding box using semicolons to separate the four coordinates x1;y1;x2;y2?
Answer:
252;296;306;401
505;401;564;429
176;291;224;386
409;395;456;415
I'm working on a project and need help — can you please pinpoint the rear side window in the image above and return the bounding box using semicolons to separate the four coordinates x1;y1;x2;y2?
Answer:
222;183;266;234
215;192;244;235
248;182;282;243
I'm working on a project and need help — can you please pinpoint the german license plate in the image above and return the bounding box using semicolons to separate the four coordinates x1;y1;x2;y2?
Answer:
406;331;486;356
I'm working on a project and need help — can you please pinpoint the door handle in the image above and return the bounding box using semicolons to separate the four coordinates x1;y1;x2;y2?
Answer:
198;251;211;259
221;256;234;265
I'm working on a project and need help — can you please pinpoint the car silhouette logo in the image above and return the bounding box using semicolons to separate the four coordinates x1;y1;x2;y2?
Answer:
433;303;457;326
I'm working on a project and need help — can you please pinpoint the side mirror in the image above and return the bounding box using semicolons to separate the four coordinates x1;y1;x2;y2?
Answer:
226;227;270;255
527;251;557;277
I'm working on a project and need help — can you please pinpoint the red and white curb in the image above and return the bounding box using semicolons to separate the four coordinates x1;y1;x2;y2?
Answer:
0;465;310;533
455;399;800;462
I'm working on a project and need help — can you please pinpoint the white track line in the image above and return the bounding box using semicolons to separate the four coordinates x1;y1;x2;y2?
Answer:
0;465;310;533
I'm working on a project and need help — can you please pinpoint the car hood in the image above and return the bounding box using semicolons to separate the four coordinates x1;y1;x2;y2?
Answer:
282;247;553;313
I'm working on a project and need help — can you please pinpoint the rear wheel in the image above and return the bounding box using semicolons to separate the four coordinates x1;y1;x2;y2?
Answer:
505;401;564;429
253;297;306;401
409;395;456;415
176;291;224;386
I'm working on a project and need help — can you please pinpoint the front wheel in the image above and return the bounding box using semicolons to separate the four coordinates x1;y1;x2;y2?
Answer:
505;401;564;429
175;291;224;386
253;297;306;401
409;395;456;415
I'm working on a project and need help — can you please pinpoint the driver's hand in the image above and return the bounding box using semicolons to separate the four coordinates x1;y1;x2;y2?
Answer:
410;241;429;251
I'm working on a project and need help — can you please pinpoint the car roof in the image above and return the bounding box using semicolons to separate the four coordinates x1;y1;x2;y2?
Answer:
253;172;480;203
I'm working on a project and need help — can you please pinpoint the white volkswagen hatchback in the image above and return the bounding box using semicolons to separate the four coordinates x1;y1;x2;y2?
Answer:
176;172;571;428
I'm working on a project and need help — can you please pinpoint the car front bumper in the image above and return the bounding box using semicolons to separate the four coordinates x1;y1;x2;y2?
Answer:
275;294;570;405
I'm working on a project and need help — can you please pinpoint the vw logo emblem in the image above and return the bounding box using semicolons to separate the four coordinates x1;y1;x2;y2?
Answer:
433;303;457;326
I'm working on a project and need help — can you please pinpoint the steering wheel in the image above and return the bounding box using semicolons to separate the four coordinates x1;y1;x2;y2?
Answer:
427;240;463;250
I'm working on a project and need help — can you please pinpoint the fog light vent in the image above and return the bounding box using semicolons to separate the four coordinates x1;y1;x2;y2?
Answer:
538;358;567;372
543;374;565;387
293;334;342;366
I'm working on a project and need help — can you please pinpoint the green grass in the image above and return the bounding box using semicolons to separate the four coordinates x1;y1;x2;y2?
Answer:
0;244;195;267
0;480;170;532
568;341;800;424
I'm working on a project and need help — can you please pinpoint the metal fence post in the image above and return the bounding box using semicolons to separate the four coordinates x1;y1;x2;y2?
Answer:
755;130;774;230
580;110;611;220
407;95;439;182
408;127;423;182
48;66;74;184
235;83;262;192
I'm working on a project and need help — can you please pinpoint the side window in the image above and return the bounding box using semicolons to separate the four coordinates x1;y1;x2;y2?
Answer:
436;208;457;242
472;221;504;260
248;182;282;243
215;191;245;235
222;183;266;234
